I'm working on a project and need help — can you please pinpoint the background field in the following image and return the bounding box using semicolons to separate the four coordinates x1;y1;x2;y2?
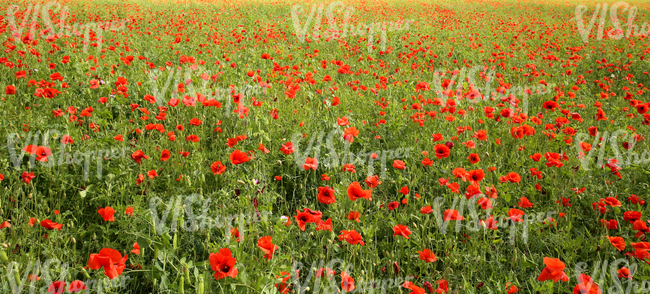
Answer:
1;0;650;293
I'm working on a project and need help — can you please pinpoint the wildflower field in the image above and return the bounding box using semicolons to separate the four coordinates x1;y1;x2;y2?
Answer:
2;0;650;293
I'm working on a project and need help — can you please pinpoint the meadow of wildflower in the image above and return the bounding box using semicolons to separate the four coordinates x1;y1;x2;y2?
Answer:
1;0;650;293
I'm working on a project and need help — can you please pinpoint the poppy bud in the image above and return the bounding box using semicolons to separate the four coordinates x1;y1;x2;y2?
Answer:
393;262;399;275
445;141;454;149
382;266;385;273
478;282;484;288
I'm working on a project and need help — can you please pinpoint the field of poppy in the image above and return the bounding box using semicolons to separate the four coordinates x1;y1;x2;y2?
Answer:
2;0;650;293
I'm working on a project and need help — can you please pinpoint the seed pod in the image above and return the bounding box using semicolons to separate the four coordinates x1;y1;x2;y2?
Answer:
198;276;205;294
179;276;185;294
0;250;8;263
82;267;91;279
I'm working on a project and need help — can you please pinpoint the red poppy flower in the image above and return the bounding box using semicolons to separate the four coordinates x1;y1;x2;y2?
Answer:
436;280;449;293
130;150;149;165
87;248;128;279
258;143;270;154
443;209;464;221
347;182;372;201
280;142;294;155
209;248;238;280
365;175;382;188
607;236;626;251
341;271;355;292
230;150;250;165
468;153;480;164
343;127;359;143
315;218;333;231
40;219;62;230
341;163;356;173
506;172;521;183
434;144;450;159
347;211;361;222
47;281;66;294
22;171;35;184
68;280;87;293
6;85;16;95
403;281;426;294
418;249;437;263
536;257;569;282
303;157;318;170
160;149;171;161
98;207;115;222
518;197;534;208
573;274;602;294
393;160;406;170
507;209;525;222
422;157;433;166
317;186;336;205
147;170;158;179
294;210;313;231
338;230;365;246
618;268;632;279
211;161;227;175
257;236;278;259
468;169;485;183
393;224;411;239
131;242;141;254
